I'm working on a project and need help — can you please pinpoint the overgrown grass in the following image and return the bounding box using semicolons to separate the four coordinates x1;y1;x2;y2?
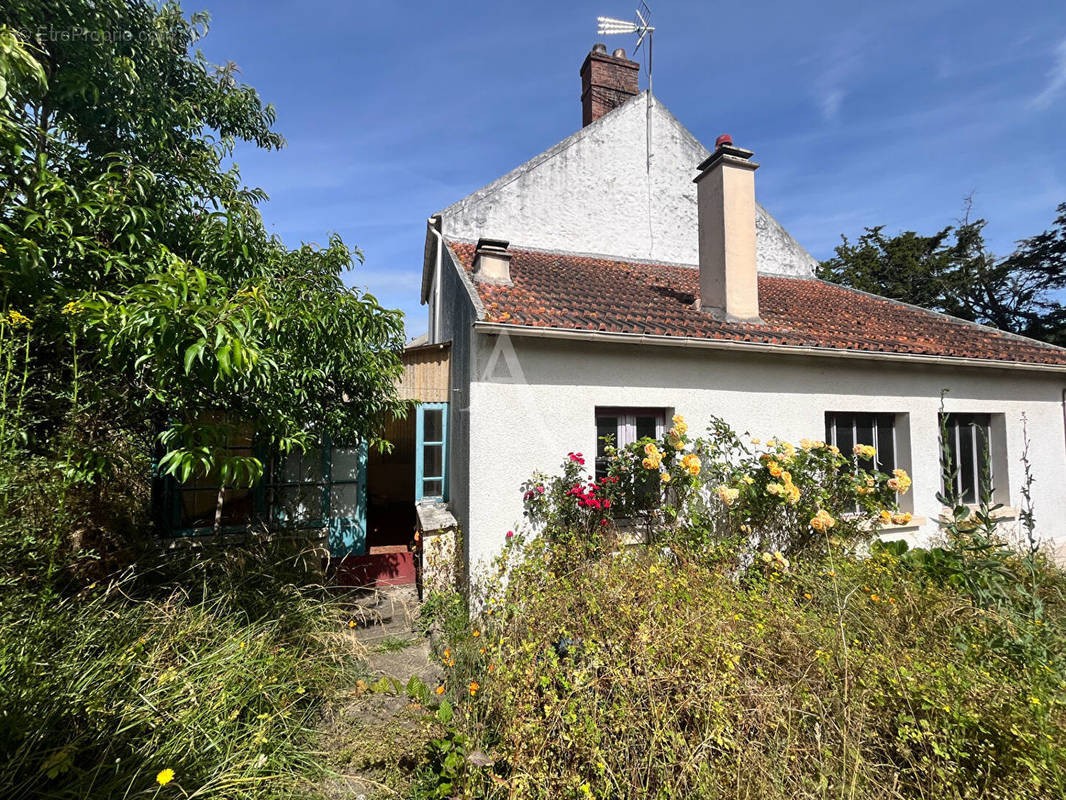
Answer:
0;546;366;799
429;541;1066;799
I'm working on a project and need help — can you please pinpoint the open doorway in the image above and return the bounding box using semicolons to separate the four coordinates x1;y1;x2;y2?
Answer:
336;412;417;586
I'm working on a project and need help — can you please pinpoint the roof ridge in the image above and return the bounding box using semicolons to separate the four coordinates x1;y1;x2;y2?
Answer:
444;237;817;278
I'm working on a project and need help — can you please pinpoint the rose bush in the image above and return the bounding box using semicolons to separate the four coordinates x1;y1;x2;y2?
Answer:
519;415;911;563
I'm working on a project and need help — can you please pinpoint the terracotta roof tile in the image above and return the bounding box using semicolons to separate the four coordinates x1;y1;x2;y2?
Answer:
449;242;1066;366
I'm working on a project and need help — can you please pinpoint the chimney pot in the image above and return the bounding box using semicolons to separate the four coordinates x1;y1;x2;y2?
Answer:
694;139;761;323
580;44;640;127
473;238;513;285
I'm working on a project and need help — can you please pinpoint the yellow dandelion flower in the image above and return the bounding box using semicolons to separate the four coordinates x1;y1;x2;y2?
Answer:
6;309;31;327
156;769;175;786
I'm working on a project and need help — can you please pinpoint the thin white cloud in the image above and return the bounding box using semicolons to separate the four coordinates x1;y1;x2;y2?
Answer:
819;89;844;120
812;34;866;121
1030;39;1066;109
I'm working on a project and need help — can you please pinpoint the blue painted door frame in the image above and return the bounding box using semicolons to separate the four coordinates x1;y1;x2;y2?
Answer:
415;403;448;502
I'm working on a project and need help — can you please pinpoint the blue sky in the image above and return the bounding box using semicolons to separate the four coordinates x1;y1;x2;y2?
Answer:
198;0;1066;339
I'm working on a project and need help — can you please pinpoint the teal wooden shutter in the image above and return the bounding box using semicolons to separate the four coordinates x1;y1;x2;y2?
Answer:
327;441;367;557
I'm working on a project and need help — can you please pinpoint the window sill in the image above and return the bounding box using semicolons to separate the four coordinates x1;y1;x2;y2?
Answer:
851;514;926;533
938;505;1019;523
876;515;928;532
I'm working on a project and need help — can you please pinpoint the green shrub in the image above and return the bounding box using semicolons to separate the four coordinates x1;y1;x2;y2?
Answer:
435;545;1066;799
429;417;1066;799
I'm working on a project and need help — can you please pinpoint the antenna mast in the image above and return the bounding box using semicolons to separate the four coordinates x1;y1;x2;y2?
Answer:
597;5;655;173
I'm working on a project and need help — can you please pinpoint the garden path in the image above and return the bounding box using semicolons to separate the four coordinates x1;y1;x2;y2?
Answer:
317;586;442;799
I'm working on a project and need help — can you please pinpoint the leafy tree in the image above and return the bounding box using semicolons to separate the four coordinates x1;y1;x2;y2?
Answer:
818;202;1066;345
0;2;406;547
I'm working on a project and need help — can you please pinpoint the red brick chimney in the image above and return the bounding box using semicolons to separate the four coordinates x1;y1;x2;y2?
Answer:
580;43;639;127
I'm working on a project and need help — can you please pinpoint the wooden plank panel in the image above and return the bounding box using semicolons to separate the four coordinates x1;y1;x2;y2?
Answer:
398;342;451;402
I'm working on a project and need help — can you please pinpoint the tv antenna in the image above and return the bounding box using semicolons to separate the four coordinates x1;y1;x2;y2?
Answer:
598;4;656;178
597;3;654;95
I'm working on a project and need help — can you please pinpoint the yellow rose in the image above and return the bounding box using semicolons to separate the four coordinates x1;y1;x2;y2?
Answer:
660;472;672;483
715;485;739;506
810;509;836;531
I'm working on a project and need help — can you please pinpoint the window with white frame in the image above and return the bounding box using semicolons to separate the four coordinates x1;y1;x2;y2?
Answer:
595;408;666;481
939;413;993;505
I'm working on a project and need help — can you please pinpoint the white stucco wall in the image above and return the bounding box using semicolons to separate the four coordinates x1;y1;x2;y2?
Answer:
439;93;817;277
461;333;1066;570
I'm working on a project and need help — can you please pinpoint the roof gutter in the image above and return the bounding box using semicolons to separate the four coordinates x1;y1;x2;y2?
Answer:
472;322;1066;375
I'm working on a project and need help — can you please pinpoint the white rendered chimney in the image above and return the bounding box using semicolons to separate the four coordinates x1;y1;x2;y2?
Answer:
693;134;761;323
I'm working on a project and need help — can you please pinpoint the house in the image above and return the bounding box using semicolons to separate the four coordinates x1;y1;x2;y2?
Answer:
417;44;1066;574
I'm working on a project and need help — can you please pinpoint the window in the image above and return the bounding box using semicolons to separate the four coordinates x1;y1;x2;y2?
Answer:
825;412;900;509
416;403;448;500
162;438;366;553
824;412;897;473
595;408;666;481
939;413;992;505
268;449;326;526
172;424;256;529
